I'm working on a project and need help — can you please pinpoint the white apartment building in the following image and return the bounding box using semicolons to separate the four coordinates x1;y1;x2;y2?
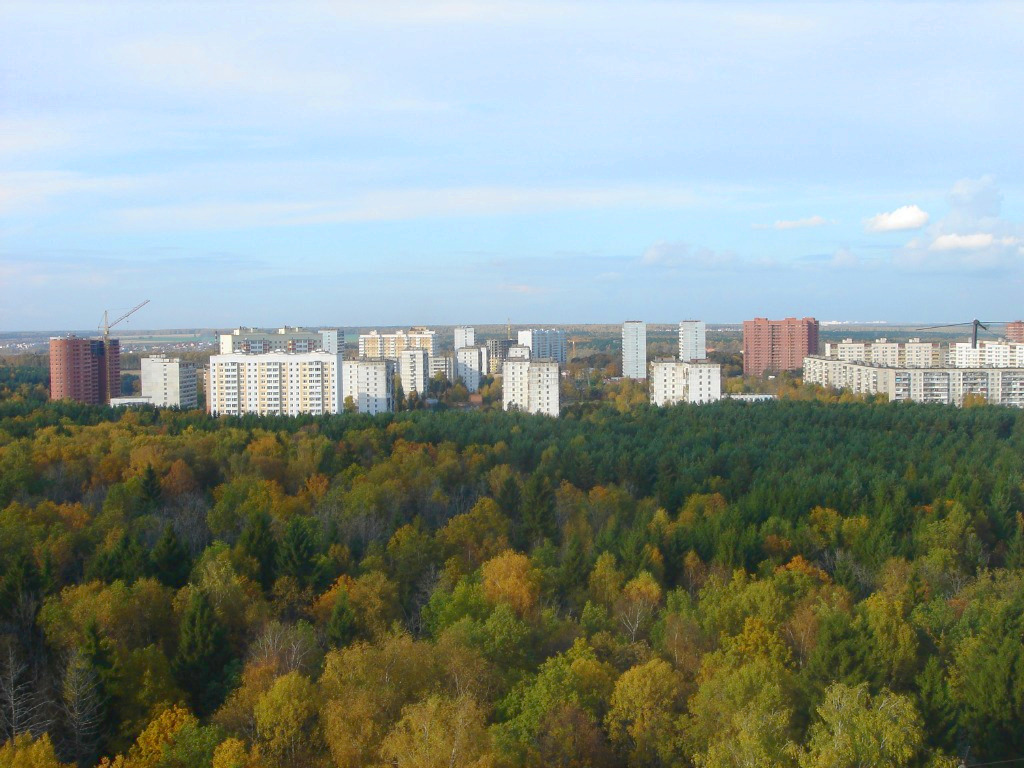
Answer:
455;346;489;393
824;338;944;368
622;321;647;379
398;348;429;396
803;355;1024;407
342;359;395;415
517;329;567;364
950;341;1024;368
358;328;436;359
679;321;707;362
219;327;338;355
502;358;560;416
649;360;722;406
429;354;452;381
207;352;343;416
141;355;198;409
454;326;475;351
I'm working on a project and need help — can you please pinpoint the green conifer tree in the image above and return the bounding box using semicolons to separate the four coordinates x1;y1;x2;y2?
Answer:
173;591;230;716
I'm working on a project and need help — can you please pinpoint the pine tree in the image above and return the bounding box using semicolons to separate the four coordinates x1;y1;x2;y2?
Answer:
238;511;277;590
326;591;357;648
277;517;315;587
173;591;230;716
141;463;162;511
150;525;191;588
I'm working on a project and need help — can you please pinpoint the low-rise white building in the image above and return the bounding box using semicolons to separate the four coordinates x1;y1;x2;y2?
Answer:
649;359;722;406
502;358;559;416
342;359;395;415
208;352;343;416
141;355;198;409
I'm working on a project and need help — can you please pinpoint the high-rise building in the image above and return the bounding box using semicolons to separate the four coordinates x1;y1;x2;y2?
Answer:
358;328;436;360
1007;321;1024;343
502;358;560;417
342;359;396;414
219;327;337;355
141;355;198;408
454;326;475;351
429;354;452;381
455;346;489;393
486;338;515;373
650;360;722;406
517;329;567;363
742;317;819;376
621;321;647;379
207;352;343;416
49;335;120;405
398;349;429;397
679;321;706;362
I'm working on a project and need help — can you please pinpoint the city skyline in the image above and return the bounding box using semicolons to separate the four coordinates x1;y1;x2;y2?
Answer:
3;2;1023;330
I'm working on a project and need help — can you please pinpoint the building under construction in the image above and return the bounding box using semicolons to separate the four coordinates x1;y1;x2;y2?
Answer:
49;335;121;405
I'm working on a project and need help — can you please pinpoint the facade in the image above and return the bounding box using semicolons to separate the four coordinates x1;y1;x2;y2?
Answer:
517;328;567;364
742;317;820;376
342;359;395;415
207;352;343;416
949;341;1024;368
429;354;452;381
502;358;560;416
486;338;515;373
219;327;338;355
49;335;120;405
621;321;647;379
649;359;722;406
358;328;436;360
1007;321;1024;344
398;348;429;396
454;326;475;351
824;338;943;367
455;346;489;393
679;320;707;362
804;355;1024;407
141;355;198;409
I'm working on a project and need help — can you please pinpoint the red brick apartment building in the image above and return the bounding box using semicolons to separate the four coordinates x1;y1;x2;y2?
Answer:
742;317;820;376
49;335;120;405
1007;321;1024;343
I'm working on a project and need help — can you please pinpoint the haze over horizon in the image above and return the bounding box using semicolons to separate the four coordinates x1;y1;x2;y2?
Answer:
2;1;1022;331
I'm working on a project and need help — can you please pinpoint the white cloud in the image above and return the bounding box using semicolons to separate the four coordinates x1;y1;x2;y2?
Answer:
929;233;1020;252
773;215;828;230
947;174;1002;219
865;204;929;232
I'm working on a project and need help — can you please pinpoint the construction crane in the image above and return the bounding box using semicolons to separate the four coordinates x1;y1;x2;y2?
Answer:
915;319;1008;349
100;299;150;343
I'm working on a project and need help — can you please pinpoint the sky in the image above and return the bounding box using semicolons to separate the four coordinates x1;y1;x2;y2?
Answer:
1;1;1023;330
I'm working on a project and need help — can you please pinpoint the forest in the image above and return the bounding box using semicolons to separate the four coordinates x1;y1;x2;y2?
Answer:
2;368;1024;767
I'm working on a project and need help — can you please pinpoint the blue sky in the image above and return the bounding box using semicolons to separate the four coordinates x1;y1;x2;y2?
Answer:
2;1;1022;330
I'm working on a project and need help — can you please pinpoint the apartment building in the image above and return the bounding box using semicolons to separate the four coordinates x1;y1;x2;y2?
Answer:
455;346;489;393
649;359;722;406
141;355;198;408
219;327;338;355
622;321;647;379
454;326;475;351
502;356;560;416
679;320;707;362
486;338;515;374
342;359;395;415
207;352;343;416
398;348;429;396
517;328;567;364
742;317;819;376
358;328;436;359
49;335;120;405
